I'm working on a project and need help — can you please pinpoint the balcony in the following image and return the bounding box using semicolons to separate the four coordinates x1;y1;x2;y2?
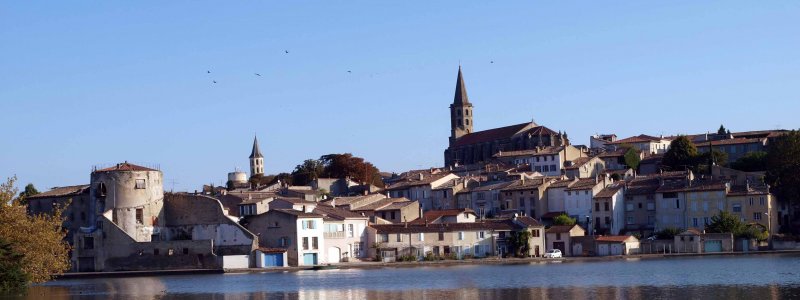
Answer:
324;231;345;239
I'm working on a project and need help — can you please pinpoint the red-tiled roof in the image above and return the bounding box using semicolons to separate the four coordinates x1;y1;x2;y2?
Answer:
595;183;624;199
313;205;368;220
412;209;476;224
564;157;594;170
451;123;530;147
566;178;600;191
596;235;636;242
547;225;580;234
94;162;157;172
656;180;727;193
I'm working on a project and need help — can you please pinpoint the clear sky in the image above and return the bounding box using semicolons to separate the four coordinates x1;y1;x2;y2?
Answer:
2;1;799;192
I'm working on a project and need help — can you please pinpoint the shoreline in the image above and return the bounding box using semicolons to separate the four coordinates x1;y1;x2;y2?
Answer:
53;249;800;280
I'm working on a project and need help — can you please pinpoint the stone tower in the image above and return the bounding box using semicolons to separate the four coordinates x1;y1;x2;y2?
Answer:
449;66;474;145
249;135;264;177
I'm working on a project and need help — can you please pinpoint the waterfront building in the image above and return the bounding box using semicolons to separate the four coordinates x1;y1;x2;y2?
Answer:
592;182;626;235
384;169;459;211
545;224;586;256
313;204;371;263
564;178;607;233
499;177;554;219
245;207;326;266
349;197;421;224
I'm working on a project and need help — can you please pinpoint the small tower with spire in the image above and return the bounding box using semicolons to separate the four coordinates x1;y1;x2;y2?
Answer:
249;135;264;177
449;66;474;145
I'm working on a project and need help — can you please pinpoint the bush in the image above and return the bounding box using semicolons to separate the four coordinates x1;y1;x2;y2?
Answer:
655;227;682;240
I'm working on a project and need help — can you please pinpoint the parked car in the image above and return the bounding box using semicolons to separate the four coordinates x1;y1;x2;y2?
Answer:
543;249;562;258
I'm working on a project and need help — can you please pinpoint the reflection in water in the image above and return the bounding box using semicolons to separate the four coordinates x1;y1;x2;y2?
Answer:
5;254;800;300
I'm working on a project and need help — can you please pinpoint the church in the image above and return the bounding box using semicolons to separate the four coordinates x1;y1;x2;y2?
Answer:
444;67;570;167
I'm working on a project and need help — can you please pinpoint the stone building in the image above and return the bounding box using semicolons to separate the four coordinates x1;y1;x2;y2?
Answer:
443;67;570;167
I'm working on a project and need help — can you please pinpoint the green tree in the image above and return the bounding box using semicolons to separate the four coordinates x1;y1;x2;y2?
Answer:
0;176;71;287
291;159;325;186
0;238;28;292
765;130;800;208
15;184;39;206
655;227;682;239
505;230;532;257
622;146;641;170
662;136;699;171
731;151;768;172
552;214;576;226
717;125;727;135
698;149;729;171
705;211;745;235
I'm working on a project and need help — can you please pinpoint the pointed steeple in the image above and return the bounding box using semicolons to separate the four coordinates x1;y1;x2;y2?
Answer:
453;66;470;105
249;135;263;159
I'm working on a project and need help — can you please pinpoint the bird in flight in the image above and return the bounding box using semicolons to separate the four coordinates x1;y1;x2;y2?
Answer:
255;73;261;76
213;80;217;84
490;61;494;64
207;70;211;73
284;50;289;54
347;70;351;73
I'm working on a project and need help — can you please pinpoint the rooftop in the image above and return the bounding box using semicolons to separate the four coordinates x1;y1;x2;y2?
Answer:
28;184;89;199
94;162;158;173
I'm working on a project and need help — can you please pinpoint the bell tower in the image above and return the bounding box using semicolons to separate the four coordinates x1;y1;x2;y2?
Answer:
449;66;474;145
249;135;264;177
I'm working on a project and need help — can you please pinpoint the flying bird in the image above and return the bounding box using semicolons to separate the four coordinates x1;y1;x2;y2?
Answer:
255;73;261;76
213;80;217;84
284;50;289;54
490;61;494;64
347;70;351;73
207;70;211;73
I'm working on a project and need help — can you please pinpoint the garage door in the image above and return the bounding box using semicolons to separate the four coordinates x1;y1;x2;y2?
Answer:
262;253;283;267
303;253;318;266
328;247;341;263
705;240;722;253
572;244;583;257
611;244;623;255
598;244;609;256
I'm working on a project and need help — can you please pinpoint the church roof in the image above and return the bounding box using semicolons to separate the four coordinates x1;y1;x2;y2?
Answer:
452;66;470;106
250;136;264;159
451;122;531;147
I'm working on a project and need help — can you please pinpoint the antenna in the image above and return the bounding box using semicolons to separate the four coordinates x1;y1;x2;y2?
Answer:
168;178;179;193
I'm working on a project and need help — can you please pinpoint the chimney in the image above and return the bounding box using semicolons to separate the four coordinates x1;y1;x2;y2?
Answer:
418;173;424;181
331;198;336;208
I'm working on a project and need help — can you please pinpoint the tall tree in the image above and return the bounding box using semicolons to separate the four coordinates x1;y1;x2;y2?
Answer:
319;153;384;187
621;146;641;170
731;151;768;172
291;159;325;186
16;184;39;206
765;130;800;207
717;125;728;135
662;136;699;171
705;211;745;234
0;176;71;287
0;238;28;292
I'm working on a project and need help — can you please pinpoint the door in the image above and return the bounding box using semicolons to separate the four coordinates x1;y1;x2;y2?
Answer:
262;253;283;267
611;244;623;255
572;244;583;257
705;240;722;253
328;247;341;263
303;253;318;265
598;244;609;256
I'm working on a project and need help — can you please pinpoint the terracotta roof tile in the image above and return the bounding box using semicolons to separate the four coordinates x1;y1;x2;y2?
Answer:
451;123;530;147
94;162;158;172
595;235;636;242
607;134;667;145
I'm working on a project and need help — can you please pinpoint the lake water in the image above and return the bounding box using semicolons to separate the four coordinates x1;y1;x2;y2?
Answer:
5;253;800;299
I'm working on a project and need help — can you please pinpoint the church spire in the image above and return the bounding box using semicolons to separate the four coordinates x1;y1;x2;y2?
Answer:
453;65;470;105
250;135;263;159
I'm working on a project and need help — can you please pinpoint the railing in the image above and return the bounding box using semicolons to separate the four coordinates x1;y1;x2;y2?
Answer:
324;231;346;239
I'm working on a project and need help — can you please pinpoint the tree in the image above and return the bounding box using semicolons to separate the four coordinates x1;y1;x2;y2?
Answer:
291;159;325;186
552;214;576;226
717;125;728;135
319;153;384;187
15;184;39;206
655;227;682;240
621;146;641;170
705;211;745;235
699;149;729;170
662;136;699;171
765;130;800;208
505;230;531;257
0;238;28;292
731;151;768;172
0;176;71;286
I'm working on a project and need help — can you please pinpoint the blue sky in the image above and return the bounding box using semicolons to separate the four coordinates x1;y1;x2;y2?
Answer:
2;1;799;192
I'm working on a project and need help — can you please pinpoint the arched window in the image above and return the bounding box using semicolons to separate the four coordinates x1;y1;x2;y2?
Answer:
466;119;470;125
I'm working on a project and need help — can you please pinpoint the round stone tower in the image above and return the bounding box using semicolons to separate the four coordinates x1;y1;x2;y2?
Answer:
90;162;164;242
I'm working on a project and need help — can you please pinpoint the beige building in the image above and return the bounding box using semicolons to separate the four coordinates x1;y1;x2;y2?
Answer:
545;224;585;256
607;134;672;155
246;208;326;266
313;205;370;263
499;177;554;219
350;197;421;224
564;156;606;179
384;169;459;211
726;185;778;236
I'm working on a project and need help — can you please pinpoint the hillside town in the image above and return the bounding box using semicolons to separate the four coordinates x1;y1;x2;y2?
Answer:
23;67;799;272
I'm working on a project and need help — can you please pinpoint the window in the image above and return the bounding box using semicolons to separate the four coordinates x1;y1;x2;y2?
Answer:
466;119;470;125
419;233;425;241
279;237;290;247
647;215;655;225
183;248;189;255
647;203;655;211
478;231;485;239
604;202;610;211
438;232;444;241
584;191;589;195
381;234;389;242
312;237;318;250
354;242;363;257
605;217;610;225
519;199;524;208
168;248;174;256
627;216;634;225
675;199;680;209
347;224;354;237
556;233;562;240
135;208;144;224
135;179;146;189
626;203;634;211
532;229;540;237
567;191;571;196
760;197;766;206
733;204;742;213
474;245;482;256
754;213;762;220
663;192;677;199
595;202;600;211
303;220;316;230
458;232;464;240
704;217;710;225
749;198;754;206
83;236;94;249
396;234;402;242
692;218;698;227
303;237;309;250
154;248;159;255
638;203;643;209
552;165;558;172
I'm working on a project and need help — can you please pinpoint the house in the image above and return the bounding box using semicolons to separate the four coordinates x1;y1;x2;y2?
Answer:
493;145;584;176
602;168;634;181
606;134;672;155
592;182;625;235
545;178;576;216
313;204;370;263
594;235;640;256
321;193;387;211
235;193;275;217
368;215;545;260
674;229;734;253
26;184;91;262
499;177;554;219
590;134;617;150
269;197;318;212
564;156;606;179
653;171;697;231
468;181;515;218
564;178;607;233
384;169;459;211
545;224;585;256
726;184;778;236
245;208;326;266
597;149;629;171
349;197;421;224
412;208;479;224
